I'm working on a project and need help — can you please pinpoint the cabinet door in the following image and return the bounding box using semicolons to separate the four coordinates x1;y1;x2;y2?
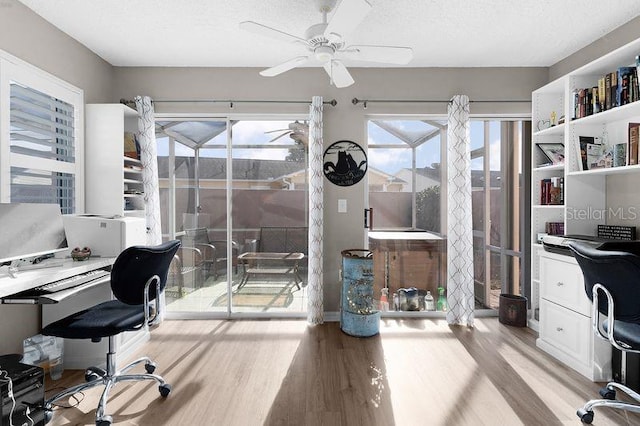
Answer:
540;299;591;366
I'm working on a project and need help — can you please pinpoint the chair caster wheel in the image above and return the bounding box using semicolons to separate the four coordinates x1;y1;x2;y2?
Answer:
85;371;101;382
599;387;616;400
85;366;105;382
44;409;53;424
159;383;172;397
145;362;156;374
96;415;113;426
577;408;594;424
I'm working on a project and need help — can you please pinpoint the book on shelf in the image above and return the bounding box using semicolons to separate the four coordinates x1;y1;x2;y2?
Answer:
610;71;618;109
124;132;140;160
540;177;564;205
578;136;604;170
598;77;606;112
630;123;640;166
545;222;565;236
617;67;637;106
614;143;627;167
571;64;639;120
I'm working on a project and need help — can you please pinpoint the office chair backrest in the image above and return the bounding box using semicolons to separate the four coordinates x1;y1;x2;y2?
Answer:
569;241;640;323
111;240;181;305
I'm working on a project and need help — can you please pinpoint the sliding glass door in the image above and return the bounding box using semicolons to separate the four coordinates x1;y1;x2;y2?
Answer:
366;117;527;313
471;120;527;309
156;118;309;316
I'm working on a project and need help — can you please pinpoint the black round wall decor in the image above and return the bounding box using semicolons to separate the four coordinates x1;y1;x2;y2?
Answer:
323;140;367;187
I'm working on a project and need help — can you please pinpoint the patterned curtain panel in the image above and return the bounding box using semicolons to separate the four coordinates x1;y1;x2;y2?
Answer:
135;95;165;320
307;96;324;324
135;95;162;245
446;95;475;327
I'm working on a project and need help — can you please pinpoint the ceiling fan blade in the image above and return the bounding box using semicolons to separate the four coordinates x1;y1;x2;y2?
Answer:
260;56;309;77
239;21;308;45
323;60;355;88
324;0;372;42
342;45;413;65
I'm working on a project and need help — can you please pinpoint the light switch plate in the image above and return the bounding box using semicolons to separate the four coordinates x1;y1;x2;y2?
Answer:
338;199;347;213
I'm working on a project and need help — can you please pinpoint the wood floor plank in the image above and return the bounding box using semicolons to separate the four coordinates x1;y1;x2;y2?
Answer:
45;318;639;425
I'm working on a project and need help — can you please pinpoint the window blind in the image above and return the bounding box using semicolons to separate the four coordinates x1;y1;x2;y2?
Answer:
10;167;75;214
10;83;75;163
9;82;76;212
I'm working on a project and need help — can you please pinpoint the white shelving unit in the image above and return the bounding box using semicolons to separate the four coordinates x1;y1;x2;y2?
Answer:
85;104;145;217
530;37;640;379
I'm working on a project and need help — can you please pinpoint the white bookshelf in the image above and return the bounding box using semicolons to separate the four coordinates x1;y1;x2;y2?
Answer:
85;104;145;217
530;37;640;379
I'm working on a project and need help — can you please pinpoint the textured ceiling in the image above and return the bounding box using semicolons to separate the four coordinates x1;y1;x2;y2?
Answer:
17;0;640;68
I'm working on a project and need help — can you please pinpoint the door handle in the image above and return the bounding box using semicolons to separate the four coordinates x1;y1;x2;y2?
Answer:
364;208;373;230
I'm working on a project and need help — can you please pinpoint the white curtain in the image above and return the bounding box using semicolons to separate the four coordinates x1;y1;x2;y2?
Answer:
307;96;324;324
135;95;162;245
446;95;475;327
135;95;165;319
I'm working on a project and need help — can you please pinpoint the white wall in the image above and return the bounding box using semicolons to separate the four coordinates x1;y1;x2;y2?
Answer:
549;16;640;81
0;0;114;103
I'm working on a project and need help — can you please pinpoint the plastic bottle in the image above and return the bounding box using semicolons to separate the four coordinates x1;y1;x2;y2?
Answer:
379;288;389;312
436;286;448;312
424;291;435;311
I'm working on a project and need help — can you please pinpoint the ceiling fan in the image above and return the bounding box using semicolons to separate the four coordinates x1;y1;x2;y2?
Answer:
266;121;309;146
239;0;413;88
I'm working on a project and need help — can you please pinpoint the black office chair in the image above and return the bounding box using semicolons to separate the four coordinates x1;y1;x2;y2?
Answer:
569;241;640;424
42;240;181;426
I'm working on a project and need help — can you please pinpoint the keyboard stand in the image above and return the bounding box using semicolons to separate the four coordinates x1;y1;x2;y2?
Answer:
1;273;111;304
0;257;115;300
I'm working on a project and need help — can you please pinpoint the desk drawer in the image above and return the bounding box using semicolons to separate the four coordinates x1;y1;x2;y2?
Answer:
540;255;590;316
540;300;591;366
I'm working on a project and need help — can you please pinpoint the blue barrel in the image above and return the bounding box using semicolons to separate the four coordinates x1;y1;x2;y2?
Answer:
340;249;380;337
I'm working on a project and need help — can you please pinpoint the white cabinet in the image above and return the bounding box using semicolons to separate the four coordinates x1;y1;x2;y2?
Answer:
85;104;145;217
531;37;640;376
536;251;611;381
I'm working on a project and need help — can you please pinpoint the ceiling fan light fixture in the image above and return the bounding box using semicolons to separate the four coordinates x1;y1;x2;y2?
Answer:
314;45;334;63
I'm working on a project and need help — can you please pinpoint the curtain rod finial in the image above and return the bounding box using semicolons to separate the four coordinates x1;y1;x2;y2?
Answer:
352;98;360;105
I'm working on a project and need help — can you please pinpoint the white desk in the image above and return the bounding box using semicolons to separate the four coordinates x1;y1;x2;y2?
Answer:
0;256;151;370
0;257;115;299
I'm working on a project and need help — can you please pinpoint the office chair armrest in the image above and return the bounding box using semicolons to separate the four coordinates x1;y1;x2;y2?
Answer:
591;283;628;352
143;274;162;327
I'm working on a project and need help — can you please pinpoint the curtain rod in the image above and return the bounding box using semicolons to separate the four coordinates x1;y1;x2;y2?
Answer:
120;98;337;108
351;97;531;108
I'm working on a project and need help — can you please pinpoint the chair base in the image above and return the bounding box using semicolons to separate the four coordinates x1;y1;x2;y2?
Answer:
577;381;640;424
44;336;171;425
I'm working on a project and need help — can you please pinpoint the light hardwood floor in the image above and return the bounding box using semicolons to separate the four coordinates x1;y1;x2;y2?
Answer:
46;318;640;425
